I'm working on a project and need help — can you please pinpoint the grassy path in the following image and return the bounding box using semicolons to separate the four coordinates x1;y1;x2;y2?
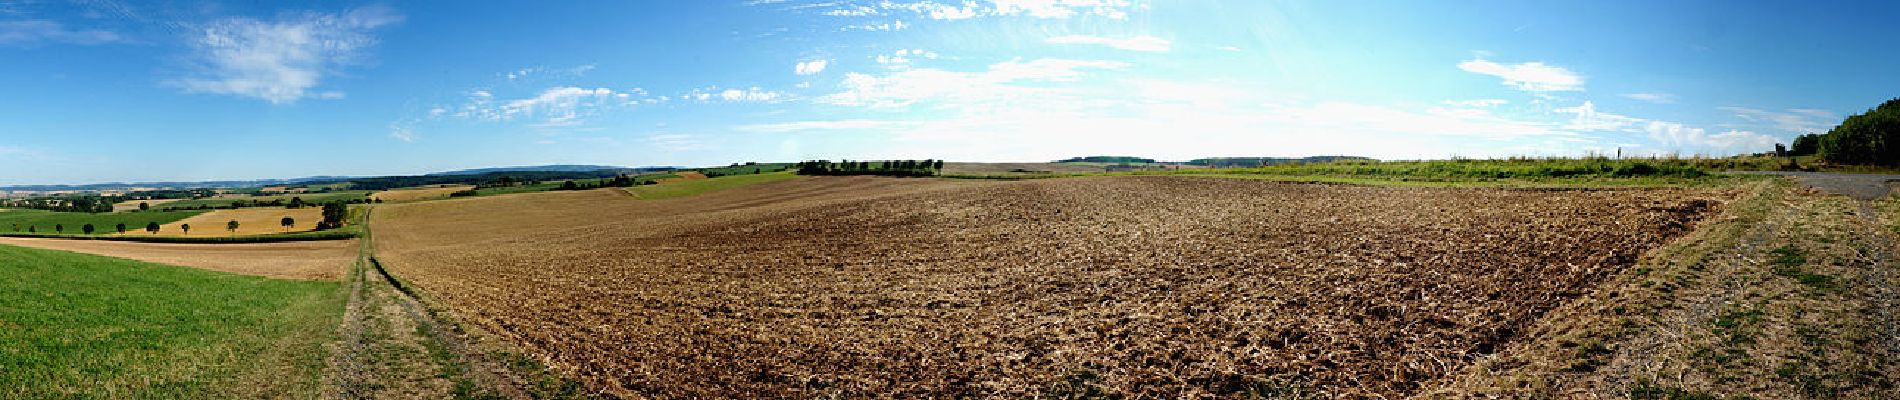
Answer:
1431;177;1900;398
328;207;583;399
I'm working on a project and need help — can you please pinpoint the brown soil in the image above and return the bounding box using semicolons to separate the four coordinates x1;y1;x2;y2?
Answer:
371;176;1731;398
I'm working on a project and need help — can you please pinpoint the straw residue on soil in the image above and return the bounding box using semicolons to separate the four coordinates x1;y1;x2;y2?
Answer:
371;176;1731;398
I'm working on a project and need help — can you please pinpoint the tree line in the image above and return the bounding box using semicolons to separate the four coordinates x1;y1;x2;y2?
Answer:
795;160;943;177
1783;98;1900;165
1;196;115;213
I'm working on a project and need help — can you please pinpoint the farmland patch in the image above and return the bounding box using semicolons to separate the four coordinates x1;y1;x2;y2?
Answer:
0;237;357;280
373;176;1732;398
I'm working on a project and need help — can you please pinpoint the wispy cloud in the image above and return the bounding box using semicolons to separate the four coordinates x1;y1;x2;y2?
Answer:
1045;35;1170;52
0;20;123;45
874;48;940;68
1719;106;1835;133
1457;58;1584;92
1443;99;1508;108
1554;101;1643;132
1620;92;1676;104
821;58;1127;109
167;6;401;104
798;0;1137;23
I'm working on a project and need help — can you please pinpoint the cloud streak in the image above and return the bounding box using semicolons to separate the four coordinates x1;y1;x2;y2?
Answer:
0;20;122;45
1457;59;1584;92
1045;35;1170;52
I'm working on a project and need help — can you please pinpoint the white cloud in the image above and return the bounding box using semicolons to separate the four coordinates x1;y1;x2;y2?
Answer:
991;0;1133;19
1443;99;1508;108
1554;101;1644;131
813;0;1136;23
686;86;786;103
0;20;122;45
388;125;415;142
1645;121;1776;155
502;87;616;120
884;1;981;20
794;59;829;75
1045;35;1171;52
874;48;940;68
1215;45;1243;52
821;58;1127;109
1457;59;1584;92
1620;92;1676;104
168;6;401;104
843;19;908;31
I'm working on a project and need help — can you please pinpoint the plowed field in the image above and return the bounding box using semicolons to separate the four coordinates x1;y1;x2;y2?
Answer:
371;176;1731;398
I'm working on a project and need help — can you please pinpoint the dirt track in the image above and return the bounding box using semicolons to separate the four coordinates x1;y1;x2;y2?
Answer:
1731;171;1900;200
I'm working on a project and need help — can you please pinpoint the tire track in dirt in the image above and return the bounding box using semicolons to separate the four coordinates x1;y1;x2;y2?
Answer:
327;207;530;400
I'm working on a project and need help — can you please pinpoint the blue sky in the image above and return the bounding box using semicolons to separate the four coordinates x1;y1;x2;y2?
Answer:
2;0;1897;184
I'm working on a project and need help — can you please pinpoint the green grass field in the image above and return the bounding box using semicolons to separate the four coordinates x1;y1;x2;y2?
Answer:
0;208;205;234
627;171;801;199
0;245;345;399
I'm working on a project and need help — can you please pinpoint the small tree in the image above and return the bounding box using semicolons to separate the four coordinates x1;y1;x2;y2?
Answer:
181;223;191;235
145;222;160;234
281;217;295;231
82;224;95;234
287;196;305;209
227;220;240;232
115;223;126;233
54;224;62;233
138;202;150;211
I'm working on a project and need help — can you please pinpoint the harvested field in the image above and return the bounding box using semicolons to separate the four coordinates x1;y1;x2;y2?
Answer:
0;237;356;280
372;176;1733;398
369;184;474;202
125;206;324;237
655;170;708;183
110;198;183;212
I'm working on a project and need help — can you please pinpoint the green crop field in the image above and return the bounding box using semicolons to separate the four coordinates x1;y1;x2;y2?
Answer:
0;244;344;398
0;209;205;234
626;171;800;199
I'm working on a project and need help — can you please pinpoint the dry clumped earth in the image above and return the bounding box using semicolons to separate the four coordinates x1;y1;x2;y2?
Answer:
372;176;1732;398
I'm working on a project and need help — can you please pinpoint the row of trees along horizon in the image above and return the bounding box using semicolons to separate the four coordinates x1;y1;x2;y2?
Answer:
4;202;347;236
1780;98;1900;165
796;160;944;177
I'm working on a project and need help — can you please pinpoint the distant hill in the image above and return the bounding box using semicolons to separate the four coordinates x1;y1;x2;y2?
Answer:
0;177;347;192
1054;156;1158;164
426;165;631;176
1185;156;1372;167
